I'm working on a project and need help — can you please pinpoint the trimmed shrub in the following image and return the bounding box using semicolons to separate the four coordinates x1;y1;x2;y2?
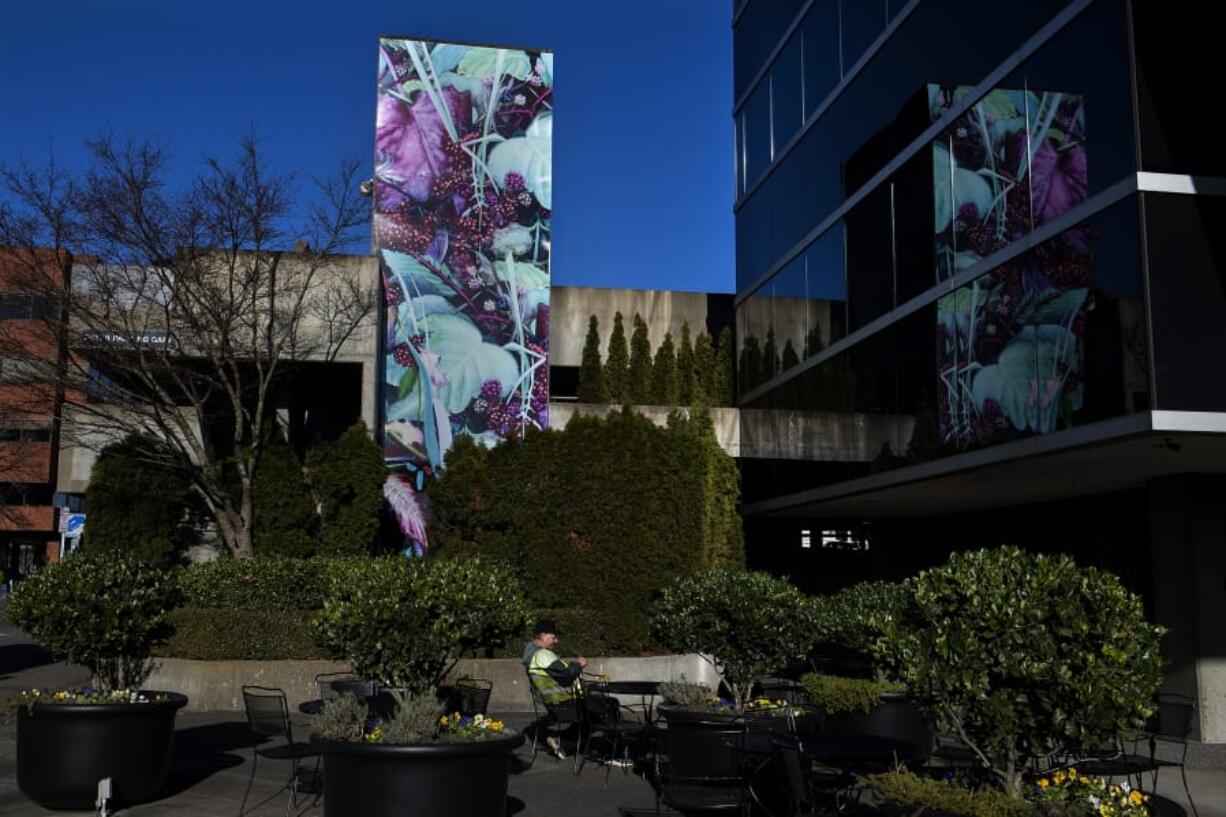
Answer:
676;322;695;405
604;311;629;404
306;422;386;554
627;313;652;404
157;607;324;660
83;434;198;567
178;555;325;611
651;569;816;710
7;551;178;689
428;408;744;653
576;315;606;403
312;555;531;695
650;331;678;405
799;673;904;716
252;427;318;557
692;331;716;404
714;327;735;406
884;546;1166;798
811;579;909;679
863;769;1034;817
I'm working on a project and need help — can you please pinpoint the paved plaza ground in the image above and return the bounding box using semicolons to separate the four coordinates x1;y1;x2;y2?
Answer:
2;611;1223;816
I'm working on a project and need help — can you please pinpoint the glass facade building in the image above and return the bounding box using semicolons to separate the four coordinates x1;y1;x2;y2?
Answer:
734;0;1226;741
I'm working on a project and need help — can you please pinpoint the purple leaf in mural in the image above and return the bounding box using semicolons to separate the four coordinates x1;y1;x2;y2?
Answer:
1031;141;1087;225
375;87;473;209
384;474;430;550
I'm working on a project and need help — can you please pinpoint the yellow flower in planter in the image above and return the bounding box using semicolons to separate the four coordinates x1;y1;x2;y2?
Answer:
1037;778;1050;789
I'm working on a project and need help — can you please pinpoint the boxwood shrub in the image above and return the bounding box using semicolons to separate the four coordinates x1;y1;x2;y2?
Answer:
178;555;327;611
156;607;326;660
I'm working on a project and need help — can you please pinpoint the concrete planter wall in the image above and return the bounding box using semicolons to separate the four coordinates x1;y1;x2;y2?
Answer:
147;654;720;713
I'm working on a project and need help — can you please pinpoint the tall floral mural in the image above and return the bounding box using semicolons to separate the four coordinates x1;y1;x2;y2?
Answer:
375;38;553;553
931;84;1090;447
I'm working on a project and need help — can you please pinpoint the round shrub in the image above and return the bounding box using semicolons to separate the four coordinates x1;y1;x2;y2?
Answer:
810;579;909;679
884;546;1165;798
650;569;817;710
312;555;531;696
6;551;178;690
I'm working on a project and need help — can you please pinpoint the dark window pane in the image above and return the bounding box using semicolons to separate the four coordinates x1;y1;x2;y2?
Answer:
744;80;772;185
937;197;1147;449
1132;0;1226;175
773;33;804;153
845;185;894;332
840;0;889;76
735;0;806;100
737;282;775;395
803;0;840;118
735;115;744;197
1145;193;1226;411
774;254;807;373
892;150;935;303
737;0;1070;290
806;223;847;350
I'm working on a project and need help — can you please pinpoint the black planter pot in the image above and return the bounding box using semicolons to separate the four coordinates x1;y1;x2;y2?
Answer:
313;730;525;817
822;692;932;762
656;705;745;779
17;691;188;810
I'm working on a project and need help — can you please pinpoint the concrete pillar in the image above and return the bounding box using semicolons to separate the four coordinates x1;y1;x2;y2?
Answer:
1148;475;1226;742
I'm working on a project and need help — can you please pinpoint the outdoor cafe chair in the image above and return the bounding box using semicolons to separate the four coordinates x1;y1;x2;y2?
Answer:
576;683;648;785
240;685;320;817
524;668;583;770
452;676;493;717
1068;693;1197;817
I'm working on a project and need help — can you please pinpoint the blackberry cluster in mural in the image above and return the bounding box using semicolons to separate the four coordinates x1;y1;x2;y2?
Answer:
375;39;553;553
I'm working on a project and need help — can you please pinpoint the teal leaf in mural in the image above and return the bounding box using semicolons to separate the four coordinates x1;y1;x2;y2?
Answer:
488;114;552;208
429;43;467;74
536;53;553;87
971;324;1080;433
383;249;454;298
934;144;993;234
425;313;520;412
1020;287;1087;326
457;47;532;81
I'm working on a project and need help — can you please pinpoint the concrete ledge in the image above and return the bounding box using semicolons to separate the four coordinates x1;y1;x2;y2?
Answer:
146;659;348;712
145;654;719;713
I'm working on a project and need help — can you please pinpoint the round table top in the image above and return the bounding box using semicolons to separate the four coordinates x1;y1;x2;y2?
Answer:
587;680;661;696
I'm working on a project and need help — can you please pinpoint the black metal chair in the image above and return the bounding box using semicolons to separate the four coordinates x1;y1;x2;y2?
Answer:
240;685;319;817
577;683;647;784
1133;693;1200;817
524;668;583;769
452;676;493;717
1072;694;1199;817
651;714;749;816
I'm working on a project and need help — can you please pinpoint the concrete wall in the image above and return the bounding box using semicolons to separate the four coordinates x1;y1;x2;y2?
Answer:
146;654;720;713
550;286;726;368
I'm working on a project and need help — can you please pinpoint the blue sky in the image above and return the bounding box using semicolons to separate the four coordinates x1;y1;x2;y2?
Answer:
0;1;733;293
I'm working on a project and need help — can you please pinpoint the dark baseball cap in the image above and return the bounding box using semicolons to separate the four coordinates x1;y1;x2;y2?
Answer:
533;618;560;636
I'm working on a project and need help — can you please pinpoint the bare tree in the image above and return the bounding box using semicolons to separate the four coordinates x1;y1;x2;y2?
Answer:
0;137;375;558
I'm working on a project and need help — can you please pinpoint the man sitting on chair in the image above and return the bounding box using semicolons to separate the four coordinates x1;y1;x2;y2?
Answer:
523;618;617;757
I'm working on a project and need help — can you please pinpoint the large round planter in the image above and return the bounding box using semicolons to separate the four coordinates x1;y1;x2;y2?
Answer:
821;692;931;762
656;705;745;779
312;730;524;817
17;691;188;810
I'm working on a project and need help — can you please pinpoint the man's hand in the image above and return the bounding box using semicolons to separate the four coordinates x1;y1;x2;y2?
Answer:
575;657;588;668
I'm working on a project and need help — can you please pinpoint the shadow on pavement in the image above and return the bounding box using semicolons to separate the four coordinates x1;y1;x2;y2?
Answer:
0;643;56;681
160;720;257;797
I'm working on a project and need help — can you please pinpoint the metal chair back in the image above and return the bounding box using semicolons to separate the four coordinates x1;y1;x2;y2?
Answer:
1151;693;1195;742
242;685;293;741
772;733;813;815
455;677;493;716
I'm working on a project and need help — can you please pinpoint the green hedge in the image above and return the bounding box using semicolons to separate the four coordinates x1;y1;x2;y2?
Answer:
428;408;743;654
178;556;327;611
157;607;326;660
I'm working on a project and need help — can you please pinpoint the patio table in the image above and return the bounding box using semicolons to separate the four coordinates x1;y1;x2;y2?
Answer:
587;680;661;723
